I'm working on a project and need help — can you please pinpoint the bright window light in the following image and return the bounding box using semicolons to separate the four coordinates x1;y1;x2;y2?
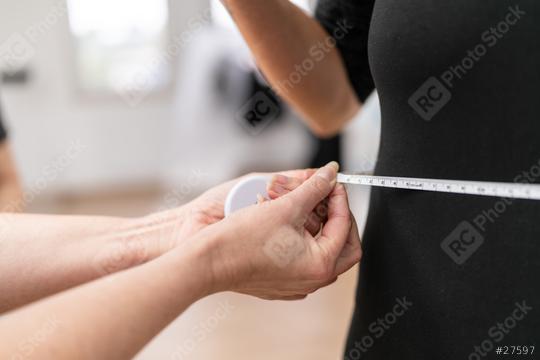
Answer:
67;0;170;95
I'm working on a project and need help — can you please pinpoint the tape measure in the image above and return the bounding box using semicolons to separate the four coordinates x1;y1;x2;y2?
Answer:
224;173;540;217
337;173;540;200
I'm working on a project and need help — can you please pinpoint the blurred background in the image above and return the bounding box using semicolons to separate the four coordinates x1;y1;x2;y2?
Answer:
0;0;381;358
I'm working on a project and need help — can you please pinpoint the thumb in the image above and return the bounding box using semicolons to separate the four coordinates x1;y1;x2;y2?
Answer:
283;162;339;217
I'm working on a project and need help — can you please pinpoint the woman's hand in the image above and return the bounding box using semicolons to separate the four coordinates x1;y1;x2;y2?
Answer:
166;169;320;242
195;162;362;300
267;170;329;236
116;168;326;285
0;163;360;359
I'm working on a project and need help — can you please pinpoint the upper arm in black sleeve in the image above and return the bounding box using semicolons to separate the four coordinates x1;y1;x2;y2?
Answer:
0;104;7;143
315;0;376;102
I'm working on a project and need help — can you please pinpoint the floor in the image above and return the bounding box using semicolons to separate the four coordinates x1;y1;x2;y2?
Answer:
30;185;362;360
137;269;358;360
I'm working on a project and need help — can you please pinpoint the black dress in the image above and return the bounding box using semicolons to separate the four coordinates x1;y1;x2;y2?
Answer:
0;102;7;142
316;1;540;358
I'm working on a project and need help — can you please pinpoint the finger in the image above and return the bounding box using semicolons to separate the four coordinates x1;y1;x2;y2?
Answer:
318;183;352;259
257;193;268;204
267;175;303;199
334;215;362;276
267;169;318;199
268;173;327;235
283;162;339;217
314;200;329;223
307;276;339;293
280;168;317;182
305;211;323;236
268;175;327;235
256;294;308;301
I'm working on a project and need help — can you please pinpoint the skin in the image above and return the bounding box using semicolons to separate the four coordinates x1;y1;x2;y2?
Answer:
0;2;366;354
221;0;361;137
0;142;23;211
0;163;362;359
0;168;325;313
267;171;329;236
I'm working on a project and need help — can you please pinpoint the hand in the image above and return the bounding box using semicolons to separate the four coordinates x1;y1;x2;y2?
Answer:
197;162;362;300
136;169;323;264
175;169;320;240
267;170;329;236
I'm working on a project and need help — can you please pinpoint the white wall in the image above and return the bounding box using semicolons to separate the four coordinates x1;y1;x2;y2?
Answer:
0;0;380;203
0;0;210;192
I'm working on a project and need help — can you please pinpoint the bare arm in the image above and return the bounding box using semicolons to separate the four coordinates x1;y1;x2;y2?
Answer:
222;0;360;137
0;163;361;359
0;169;325;313
0;239;210;360
0;211;184;313
0;142;23;211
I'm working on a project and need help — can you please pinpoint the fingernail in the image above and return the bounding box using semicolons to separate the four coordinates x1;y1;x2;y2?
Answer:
328;161;339;172
257;194;266;204
270;183;287;195
317;161;339;183
272;174;289;185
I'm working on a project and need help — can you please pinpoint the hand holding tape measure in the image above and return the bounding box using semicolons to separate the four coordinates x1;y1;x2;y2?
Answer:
225;168;540;216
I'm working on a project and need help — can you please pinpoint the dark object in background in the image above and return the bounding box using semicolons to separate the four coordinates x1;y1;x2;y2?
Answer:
215;57;283;135
214;55;340;164
236;75;283;135
0;100;7;142
1;68;30;86
309;135;341;168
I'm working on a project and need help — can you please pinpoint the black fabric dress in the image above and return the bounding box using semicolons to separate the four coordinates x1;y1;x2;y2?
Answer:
0;103;7;142
316;1;540;359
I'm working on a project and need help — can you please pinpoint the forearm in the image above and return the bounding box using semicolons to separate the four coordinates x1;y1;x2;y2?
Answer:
0;142;23;211
223;0;360;137
0;235;213;360
0;210;185;313
0;179;22;210
0;164;358;359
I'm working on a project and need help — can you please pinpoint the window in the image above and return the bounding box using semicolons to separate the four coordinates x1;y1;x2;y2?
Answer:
67;0;170;96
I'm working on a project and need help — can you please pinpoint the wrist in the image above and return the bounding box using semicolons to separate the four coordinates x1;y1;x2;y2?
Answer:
94;211;186;276
133;207;189;257
183;223;234;295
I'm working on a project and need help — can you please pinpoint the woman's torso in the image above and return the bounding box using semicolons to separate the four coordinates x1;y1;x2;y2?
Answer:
318;0;540;358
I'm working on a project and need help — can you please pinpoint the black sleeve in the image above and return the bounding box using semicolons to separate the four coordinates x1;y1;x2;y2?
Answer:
0;103;7;142
315;0;376;102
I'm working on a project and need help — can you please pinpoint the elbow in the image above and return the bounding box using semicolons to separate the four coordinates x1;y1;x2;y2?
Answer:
305;100;362;139
220;0;234;7
0;177;23;212
309;122;342;139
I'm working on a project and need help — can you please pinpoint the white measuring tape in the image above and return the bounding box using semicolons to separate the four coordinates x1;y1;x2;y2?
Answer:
337;173;540;201
224;173;540;216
